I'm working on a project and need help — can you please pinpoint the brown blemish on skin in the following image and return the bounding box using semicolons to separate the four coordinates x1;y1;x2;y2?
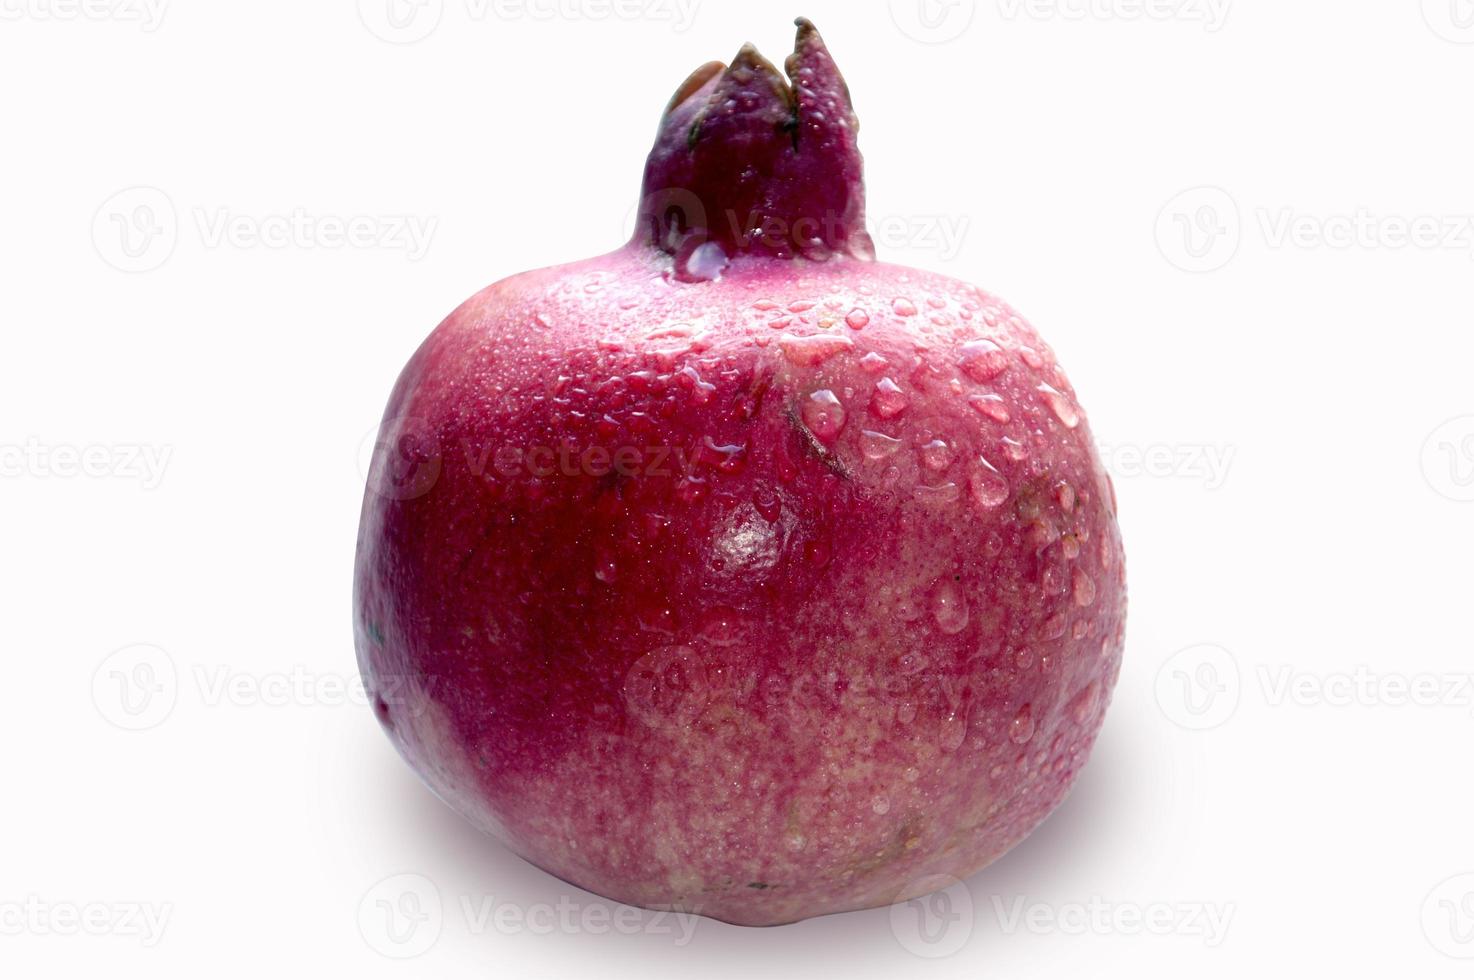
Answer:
841;817;925;878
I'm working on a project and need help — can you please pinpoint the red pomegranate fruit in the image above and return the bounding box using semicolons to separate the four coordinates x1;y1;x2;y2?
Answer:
355;19;1125;927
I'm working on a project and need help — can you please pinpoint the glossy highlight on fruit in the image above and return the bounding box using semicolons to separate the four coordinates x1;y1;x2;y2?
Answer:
355;19;1126;927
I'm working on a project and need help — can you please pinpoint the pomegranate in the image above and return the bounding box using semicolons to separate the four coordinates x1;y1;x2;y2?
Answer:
355;19;1125;926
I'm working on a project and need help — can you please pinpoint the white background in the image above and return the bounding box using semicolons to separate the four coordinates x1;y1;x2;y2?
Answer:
3;1;1473;976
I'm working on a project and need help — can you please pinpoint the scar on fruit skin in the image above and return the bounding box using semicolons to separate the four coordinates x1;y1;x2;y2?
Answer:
785;403;852;480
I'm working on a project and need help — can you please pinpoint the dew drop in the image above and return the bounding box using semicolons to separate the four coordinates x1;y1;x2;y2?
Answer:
892;297;918;317
869;378;909;419
858;351;889;373
1038;382;1080;428
958;339;1009;382
1056;481;1077;512
1019;346;1045;369
1010;705;1036;744
919;439;953;472
861;429;904;460
931;580;970;635
913;482;960;506
969;457;1009;510
846;308;871;330
1072;567;1097;607
967;392;1011;424
753;486;782;523
939;712;967;752
801;389;847;443
780;332;855;367
871;795;891;815
674;240;729;283
1069;681;1101;725
594;552;618;584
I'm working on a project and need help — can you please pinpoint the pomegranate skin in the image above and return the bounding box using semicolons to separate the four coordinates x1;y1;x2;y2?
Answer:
354;247;1126;926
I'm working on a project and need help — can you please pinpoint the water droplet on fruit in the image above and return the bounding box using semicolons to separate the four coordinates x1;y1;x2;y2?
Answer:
780;332;854;367
848;231;878;261
1072;568;1097;607
1019;346;1045;369
676;240;729;282
969;457;1009;509
1010;705;1036;744
871;795;891;815
892;297;918;317
931;580;969;635
1002;437;1028;462
861;429;903;460
594;552;618;584
846;308;870;330
859;351;888;373
869;378;908;419
801;389;846;444
919;439;953;472
967;392;1010;423
1069;681;1101;725
753;486;782;523
939;712;967;751
958;339;1009;382
1038;382;1080;428
913;482;960;506
1056;481;1076;512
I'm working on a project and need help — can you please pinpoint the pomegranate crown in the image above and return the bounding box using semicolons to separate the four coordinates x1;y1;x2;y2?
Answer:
634;18;872;276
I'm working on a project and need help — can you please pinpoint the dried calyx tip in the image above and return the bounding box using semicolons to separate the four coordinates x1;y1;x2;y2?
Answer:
634;19;872;271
